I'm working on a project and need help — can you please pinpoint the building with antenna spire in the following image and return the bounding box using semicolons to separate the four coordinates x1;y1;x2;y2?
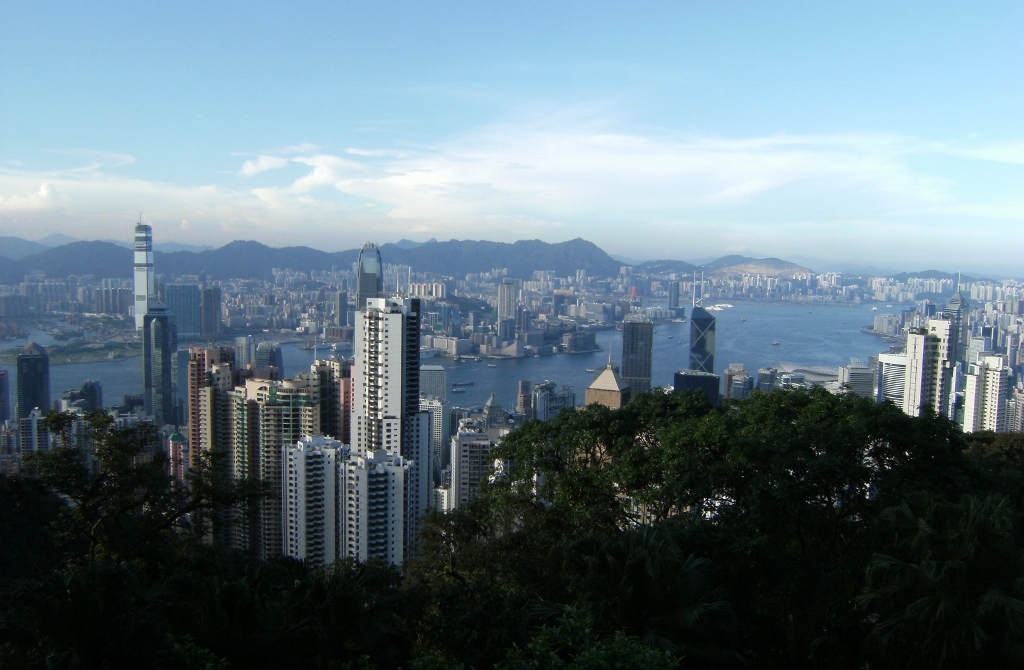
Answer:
689;271;716;374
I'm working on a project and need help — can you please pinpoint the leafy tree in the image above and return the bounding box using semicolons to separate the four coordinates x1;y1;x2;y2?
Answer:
498;610;677;670
859;494;1024;669
27;411;259;563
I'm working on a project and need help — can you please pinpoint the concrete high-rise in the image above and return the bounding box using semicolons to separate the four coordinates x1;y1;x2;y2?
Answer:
497;278;517;323
187;347;236;470
449;417;511;510
838;361;874;398
903;319;955;417
284;435;342;567
133;220;156;330
621;315;654;395
876;353;907;405
420;395;449;485
229;377;320;558
143;305;177;426
419;364;447;402
353;296;429;560
962;354;1011;433
355;242;383;312
341;448;410;563
16;343;50;421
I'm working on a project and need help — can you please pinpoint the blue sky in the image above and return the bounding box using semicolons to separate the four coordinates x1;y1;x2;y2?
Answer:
1;2;1022;273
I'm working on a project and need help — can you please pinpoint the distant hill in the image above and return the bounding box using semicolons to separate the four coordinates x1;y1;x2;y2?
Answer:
638;255;809;277
375;238;623;279
703;255;811;276
0;236;49;260
636;259;698;275
1;241;134;282
0;237;623;282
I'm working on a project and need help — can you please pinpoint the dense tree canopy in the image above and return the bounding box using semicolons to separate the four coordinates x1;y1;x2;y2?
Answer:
3;390;1024;668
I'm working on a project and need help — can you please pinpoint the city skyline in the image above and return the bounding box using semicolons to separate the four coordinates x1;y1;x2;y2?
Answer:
1;3;1022;273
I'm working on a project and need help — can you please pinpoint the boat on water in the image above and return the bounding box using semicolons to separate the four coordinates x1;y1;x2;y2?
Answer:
451;388;467;393
741;318;747;322
772;341;780;346
667;335;674;339
585;368;598;373
453;381;475;387
487;363;497;368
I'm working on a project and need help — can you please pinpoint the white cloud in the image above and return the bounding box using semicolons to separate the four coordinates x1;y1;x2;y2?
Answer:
240;155;290;176
272;143;321;155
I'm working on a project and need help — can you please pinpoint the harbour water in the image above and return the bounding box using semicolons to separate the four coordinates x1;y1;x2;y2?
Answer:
1;302;892;411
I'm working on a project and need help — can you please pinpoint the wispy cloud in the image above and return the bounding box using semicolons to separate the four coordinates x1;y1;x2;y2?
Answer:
240;155;290;176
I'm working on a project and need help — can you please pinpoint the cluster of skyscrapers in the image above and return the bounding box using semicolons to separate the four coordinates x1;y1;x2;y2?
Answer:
9;220;1024;563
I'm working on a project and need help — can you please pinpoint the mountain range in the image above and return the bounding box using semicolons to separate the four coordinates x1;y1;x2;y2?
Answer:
0;235;985;284
0;237;631;283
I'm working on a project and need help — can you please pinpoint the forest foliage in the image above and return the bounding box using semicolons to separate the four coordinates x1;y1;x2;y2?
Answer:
3;390;1024;669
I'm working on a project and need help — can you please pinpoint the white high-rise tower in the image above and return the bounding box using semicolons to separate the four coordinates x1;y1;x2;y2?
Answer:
352;296;430;562
133;219;156;330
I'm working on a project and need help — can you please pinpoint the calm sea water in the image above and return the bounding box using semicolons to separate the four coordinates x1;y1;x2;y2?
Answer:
1;302;892;411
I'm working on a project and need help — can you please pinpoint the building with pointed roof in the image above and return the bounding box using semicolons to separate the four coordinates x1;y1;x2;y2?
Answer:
585;360;631;409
